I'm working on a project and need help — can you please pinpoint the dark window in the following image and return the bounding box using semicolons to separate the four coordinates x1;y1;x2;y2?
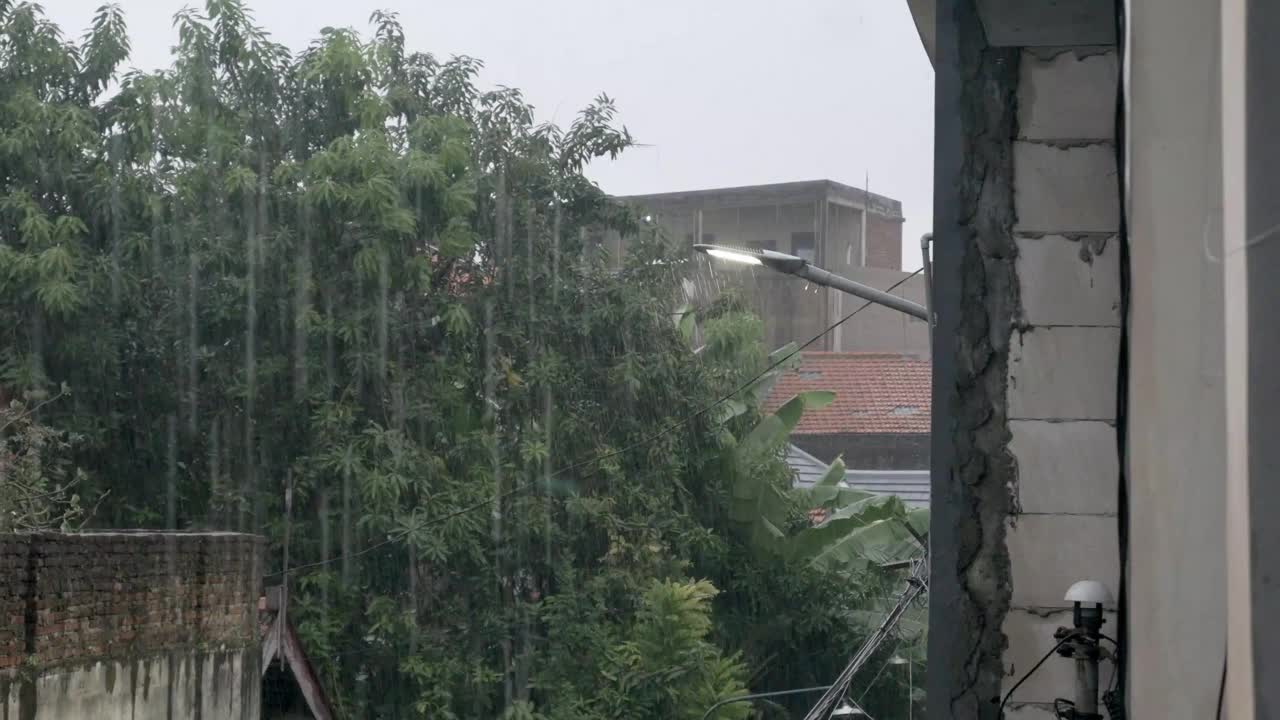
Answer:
791;231;816;263
702;232;716;243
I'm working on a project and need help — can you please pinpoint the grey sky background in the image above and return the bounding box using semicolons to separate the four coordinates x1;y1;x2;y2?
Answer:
50;1;934;270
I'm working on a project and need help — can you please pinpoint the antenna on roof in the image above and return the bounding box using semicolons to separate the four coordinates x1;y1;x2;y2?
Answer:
859;170;870;269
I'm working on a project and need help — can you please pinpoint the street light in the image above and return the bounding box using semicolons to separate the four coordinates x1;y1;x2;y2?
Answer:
693;243;929;322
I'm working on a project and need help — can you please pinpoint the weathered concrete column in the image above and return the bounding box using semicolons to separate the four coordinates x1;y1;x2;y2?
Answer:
930;2;1121;718
1223;0;1280;716
1127;0;1228;717
928;1;1020;716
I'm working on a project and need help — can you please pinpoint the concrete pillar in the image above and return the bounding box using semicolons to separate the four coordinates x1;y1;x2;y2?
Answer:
1126;0;1228;717
1223;0;1280;716
928;1;1021;716
930;3;1122;718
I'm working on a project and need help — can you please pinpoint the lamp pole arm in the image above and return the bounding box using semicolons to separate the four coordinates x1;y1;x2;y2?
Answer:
791;263;929;321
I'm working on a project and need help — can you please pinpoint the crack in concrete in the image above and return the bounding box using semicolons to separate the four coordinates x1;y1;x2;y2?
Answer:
943;12;1020;717
1024;46;1116;62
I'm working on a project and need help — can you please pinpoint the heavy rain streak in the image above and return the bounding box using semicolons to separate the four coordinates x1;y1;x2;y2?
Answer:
0;2;931;718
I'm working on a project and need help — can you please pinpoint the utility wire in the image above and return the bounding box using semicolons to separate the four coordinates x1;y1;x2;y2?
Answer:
854;636;904;705
1216;651;1227;720
997;633;1076;718
267;268;924;579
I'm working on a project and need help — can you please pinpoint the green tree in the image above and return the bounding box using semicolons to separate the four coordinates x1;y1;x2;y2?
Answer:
0;3;907;717
0;386;88;531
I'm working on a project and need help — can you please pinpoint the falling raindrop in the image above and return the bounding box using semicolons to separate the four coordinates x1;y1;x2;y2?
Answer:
208;415;221;528
546;203;561;574
166;414;178;584
341;462;353;585
408;541;418;655
187;244;199;436
242;190;258;535
377;246;389;389
294;204;312;401
167;414;178;530
109;134;123;308
30;312;45;386
319;487;330;609
324;288;336;397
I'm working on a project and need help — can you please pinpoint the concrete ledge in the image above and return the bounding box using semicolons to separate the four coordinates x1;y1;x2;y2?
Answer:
1002;608;1117;704
1013;142;1119;234
1015;234;1120;327
1007;514;1120;608
1010;420;1118;514
1019;49;1118;141
977;0;1117;47
1008;327;1121;420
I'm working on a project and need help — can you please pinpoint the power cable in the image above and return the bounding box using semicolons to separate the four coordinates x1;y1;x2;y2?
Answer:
1216;651;1227;720
1112;0;1131;714
854;636;904;705
997;633;1075;718
267;268;925;579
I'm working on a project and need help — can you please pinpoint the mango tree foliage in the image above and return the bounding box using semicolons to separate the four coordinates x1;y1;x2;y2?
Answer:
0;2;903;718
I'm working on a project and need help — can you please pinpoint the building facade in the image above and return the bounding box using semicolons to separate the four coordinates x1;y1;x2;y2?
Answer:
610;181;928;356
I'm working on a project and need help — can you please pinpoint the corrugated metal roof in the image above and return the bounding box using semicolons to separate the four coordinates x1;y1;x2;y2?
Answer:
786;444;930;508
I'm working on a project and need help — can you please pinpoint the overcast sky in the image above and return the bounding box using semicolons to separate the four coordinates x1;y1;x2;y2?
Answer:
49;0;934;269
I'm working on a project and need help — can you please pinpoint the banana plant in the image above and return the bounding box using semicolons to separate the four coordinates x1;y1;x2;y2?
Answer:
727;388;834;550
722;384;928;574
789;457;928;574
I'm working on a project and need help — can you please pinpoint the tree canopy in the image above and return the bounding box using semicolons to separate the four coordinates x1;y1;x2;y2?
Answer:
0;2;922;717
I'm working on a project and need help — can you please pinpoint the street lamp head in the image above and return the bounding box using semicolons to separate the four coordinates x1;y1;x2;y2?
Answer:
693;244;808;273
695;244;762;265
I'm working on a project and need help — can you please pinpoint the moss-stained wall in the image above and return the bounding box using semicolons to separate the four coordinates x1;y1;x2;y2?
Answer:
0;532;263;719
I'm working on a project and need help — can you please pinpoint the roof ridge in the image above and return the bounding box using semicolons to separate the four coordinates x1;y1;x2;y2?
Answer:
798;351;929;359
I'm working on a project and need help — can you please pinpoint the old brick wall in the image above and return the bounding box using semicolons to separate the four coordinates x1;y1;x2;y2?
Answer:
0;531;263;719
864;212;904;270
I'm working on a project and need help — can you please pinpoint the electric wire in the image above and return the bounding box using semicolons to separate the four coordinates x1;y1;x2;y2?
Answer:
997;633;1076;718
1216;652;1227;720
1112;0;1131;714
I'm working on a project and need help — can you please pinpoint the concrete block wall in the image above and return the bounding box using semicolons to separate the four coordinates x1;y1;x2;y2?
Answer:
0;531;263;719
1002;46;1122;715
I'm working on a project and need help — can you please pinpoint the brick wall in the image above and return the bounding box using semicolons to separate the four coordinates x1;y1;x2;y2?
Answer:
864;213;904;270
0;532;262;672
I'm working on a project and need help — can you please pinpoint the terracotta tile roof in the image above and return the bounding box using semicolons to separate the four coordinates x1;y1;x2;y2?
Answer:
763;352;931;435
